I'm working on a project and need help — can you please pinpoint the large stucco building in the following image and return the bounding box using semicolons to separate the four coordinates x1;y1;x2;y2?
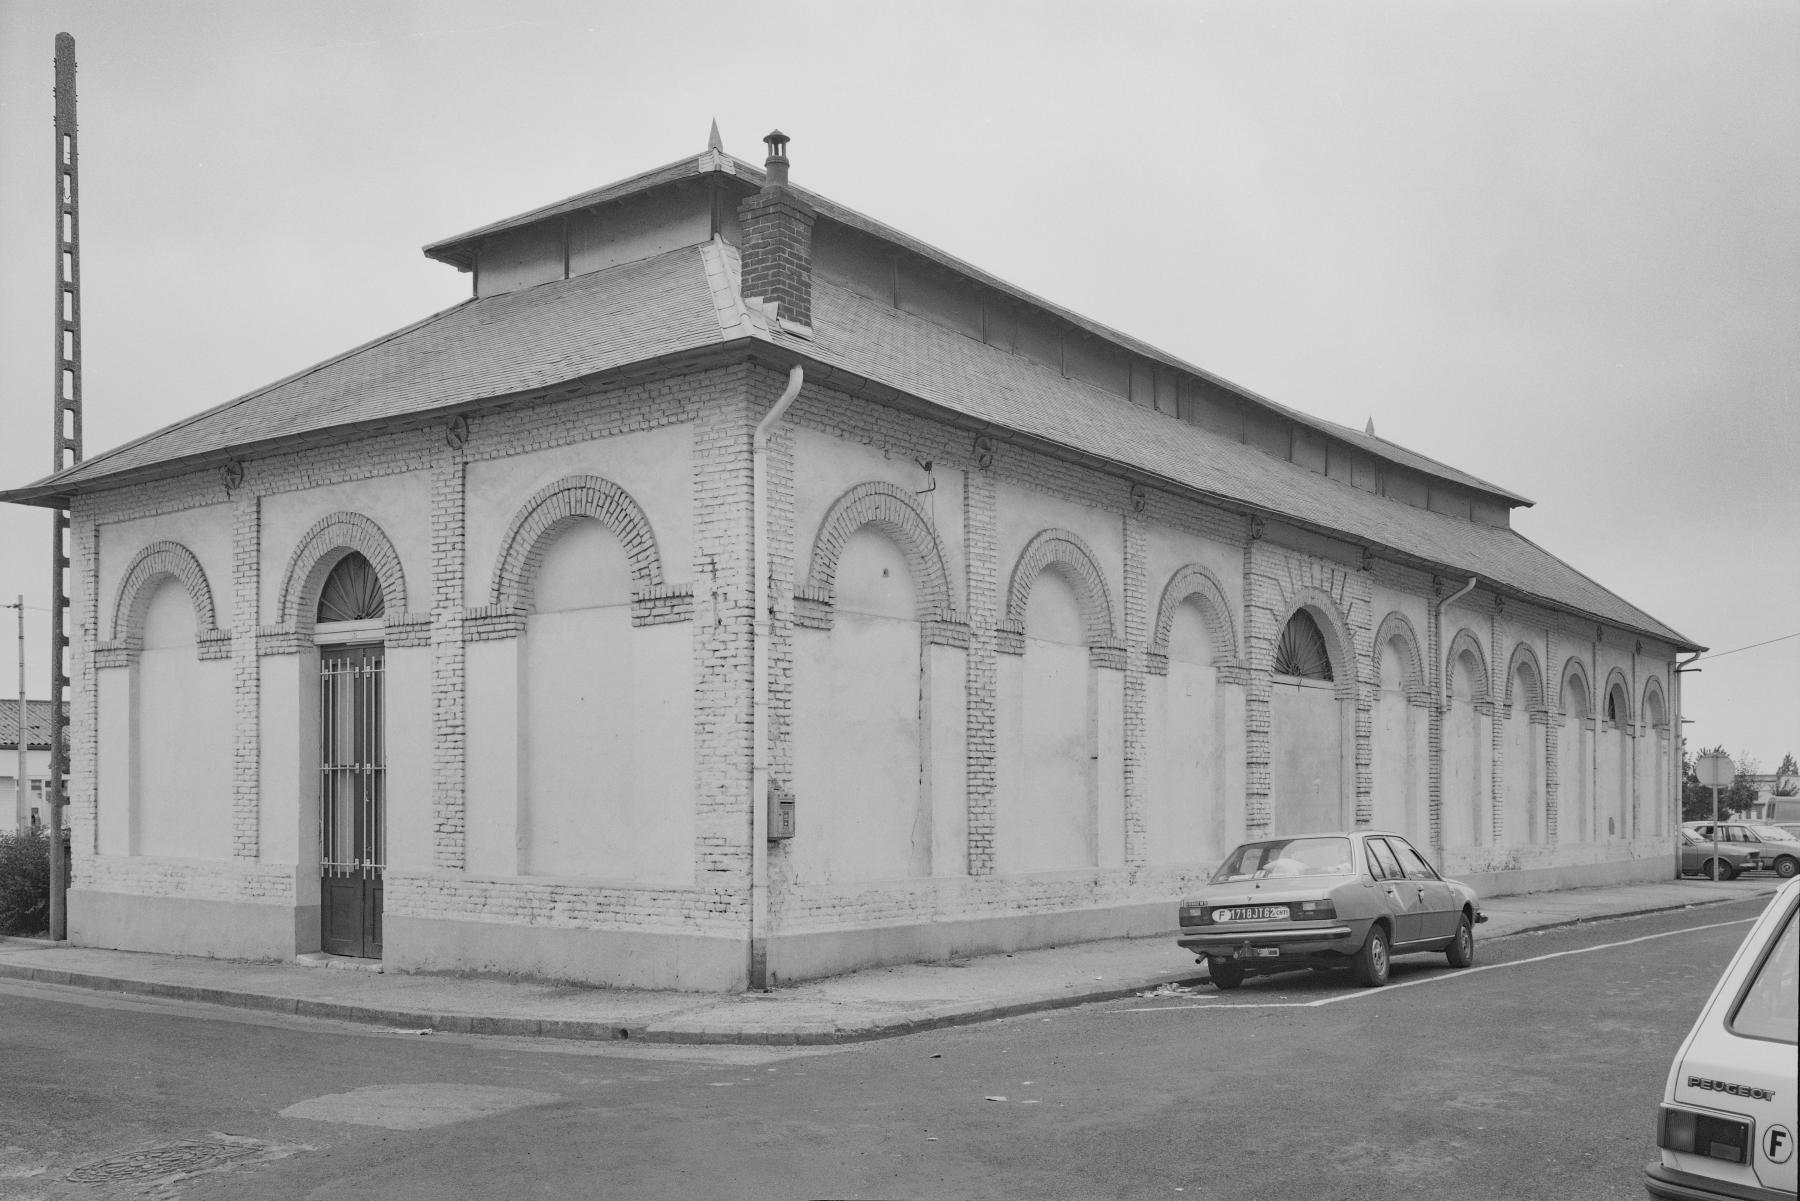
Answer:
1;131;1699;990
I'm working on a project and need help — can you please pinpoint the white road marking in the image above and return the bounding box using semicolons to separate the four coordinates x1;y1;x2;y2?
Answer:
1117;916;1756;1013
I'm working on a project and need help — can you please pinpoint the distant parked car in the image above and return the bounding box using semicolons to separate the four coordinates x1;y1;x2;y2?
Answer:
1683;822;1800;880
1677;828;1763;881
1176;830;1484;989
1644;877;1798;1199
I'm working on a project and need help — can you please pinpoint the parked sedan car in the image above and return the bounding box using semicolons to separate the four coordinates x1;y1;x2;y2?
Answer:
1176;830;1485;989
1683;822;1800;880
1678;828;1764;881
1644;877;1798;1200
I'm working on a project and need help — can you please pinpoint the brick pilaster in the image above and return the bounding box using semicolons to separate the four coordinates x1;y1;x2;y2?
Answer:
231;492;261;858
963;467;998;874
1121;511;1148;866
431;453;467;869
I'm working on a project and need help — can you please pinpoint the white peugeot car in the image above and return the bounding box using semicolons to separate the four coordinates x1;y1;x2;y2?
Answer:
1645;877;1798;1200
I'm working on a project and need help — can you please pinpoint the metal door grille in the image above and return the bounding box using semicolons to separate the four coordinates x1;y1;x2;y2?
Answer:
320;645;384;879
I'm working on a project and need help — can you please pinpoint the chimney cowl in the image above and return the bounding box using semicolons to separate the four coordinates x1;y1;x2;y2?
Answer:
738;128;815;327
762;129;791;189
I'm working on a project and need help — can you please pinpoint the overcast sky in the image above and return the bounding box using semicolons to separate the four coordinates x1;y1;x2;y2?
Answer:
1;1;1794;774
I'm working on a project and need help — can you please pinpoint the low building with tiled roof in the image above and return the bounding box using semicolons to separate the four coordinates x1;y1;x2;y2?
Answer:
2;699;65;831
0;130;1698;988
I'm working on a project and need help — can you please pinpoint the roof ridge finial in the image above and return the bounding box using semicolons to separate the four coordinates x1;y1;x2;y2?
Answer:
707;119;723;153
1365;417;1376;437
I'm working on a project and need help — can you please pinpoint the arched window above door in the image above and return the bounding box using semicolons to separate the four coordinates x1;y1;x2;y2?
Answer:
1274;610;1334;681
317;552;386;624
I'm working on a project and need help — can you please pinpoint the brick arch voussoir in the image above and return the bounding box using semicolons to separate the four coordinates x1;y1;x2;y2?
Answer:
1150;564;1240;666
278;512;408;634
1641;674;1669;730
1444;627;1493;703
111;540;221;649
1272;586;1358;696
802;481;955;622
1558;655;1594;718
1005;529;1118;648
1503;641;1546;713
1372;610;1427;695
489;475;664;613
1603;666;1634;727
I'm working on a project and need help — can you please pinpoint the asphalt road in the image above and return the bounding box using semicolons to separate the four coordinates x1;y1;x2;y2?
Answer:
0;898;1770;1201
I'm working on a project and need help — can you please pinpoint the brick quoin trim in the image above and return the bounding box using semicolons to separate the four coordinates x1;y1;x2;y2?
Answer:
274;511;410;636
999;529;1121;657
797;481;959;630
103;539;229;661
486;473;687;624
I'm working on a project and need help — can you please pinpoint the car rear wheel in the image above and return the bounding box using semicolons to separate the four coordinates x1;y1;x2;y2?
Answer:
1774;856;1799;879
1700;858;1736;881
1209;958;1245;991
1445;913;1474;968
1354;925;1391;988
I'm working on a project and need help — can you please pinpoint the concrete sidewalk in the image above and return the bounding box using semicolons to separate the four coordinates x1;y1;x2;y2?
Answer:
0;877;1776;1047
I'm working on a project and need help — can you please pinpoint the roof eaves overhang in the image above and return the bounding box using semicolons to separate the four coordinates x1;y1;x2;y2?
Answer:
791;356;1697;655
0;339;767;511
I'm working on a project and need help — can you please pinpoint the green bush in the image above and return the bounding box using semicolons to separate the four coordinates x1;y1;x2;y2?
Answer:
0;826;51;935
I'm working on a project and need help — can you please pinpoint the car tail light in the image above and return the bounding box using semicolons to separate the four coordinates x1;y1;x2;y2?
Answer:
1658;1106;1750;1164
1294;900;1337;920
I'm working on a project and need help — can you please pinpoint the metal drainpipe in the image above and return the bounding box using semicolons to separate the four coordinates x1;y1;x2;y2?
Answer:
1673;650;1703;854
749;365;804;992
1438;577;1479;705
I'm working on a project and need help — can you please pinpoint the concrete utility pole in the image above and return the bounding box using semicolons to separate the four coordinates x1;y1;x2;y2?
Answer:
6;597;23;833
47;32;84;940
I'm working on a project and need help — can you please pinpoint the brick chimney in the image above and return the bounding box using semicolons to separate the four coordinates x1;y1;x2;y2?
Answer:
738;130;816;328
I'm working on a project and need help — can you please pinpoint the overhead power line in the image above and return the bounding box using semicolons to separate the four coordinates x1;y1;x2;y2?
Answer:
1690;630;1800;664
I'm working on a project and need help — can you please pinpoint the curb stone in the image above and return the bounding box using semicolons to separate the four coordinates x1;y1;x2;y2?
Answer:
0;887;1774;1046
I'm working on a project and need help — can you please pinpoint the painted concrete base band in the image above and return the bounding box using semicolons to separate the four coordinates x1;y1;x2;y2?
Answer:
1458;854;1674;902
69;890;315;961
766;900;1178;985
382;916;745;993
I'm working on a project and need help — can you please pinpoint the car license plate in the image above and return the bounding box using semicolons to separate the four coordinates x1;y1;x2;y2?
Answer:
1215;905;1290;922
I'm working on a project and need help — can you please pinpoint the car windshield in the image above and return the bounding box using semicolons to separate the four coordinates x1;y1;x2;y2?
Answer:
1746;824;1800;843
1729;900;1798;1043
1210;837;1354;883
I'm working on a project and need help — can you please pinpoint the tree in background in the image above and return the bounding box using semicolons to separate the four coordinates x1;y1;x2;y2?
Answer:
1775;752;1798;796
1682;746;1762;821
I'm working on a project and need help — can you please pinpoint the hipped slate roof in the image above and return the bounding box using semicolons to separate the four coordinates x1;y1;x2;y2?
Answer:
0;153;1695;649
0;700;63;752
427;151;1530;506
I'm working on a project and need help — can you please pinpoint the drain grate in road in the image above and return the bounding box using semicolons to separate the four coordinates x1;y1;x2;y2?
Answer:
66;1141;259;1184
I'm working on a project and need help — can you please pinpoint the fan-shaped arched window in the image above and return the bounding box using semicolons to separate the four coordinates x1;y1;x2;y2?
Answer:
1273;610;1333;680
317;552;385;624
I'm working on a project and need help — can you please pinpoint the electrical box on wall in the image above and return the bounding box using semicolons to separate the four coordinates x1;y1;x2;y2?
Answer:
769;788;795;840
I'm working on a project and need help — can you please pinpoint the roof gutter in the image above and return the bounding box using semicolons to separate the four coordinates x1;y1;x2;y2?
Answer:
749;363;804;991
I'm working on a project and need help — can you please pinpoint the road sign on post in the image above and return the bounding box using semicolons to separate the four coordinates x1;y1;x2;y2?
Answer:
1694;752;1734;882
1694;753;1734;788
